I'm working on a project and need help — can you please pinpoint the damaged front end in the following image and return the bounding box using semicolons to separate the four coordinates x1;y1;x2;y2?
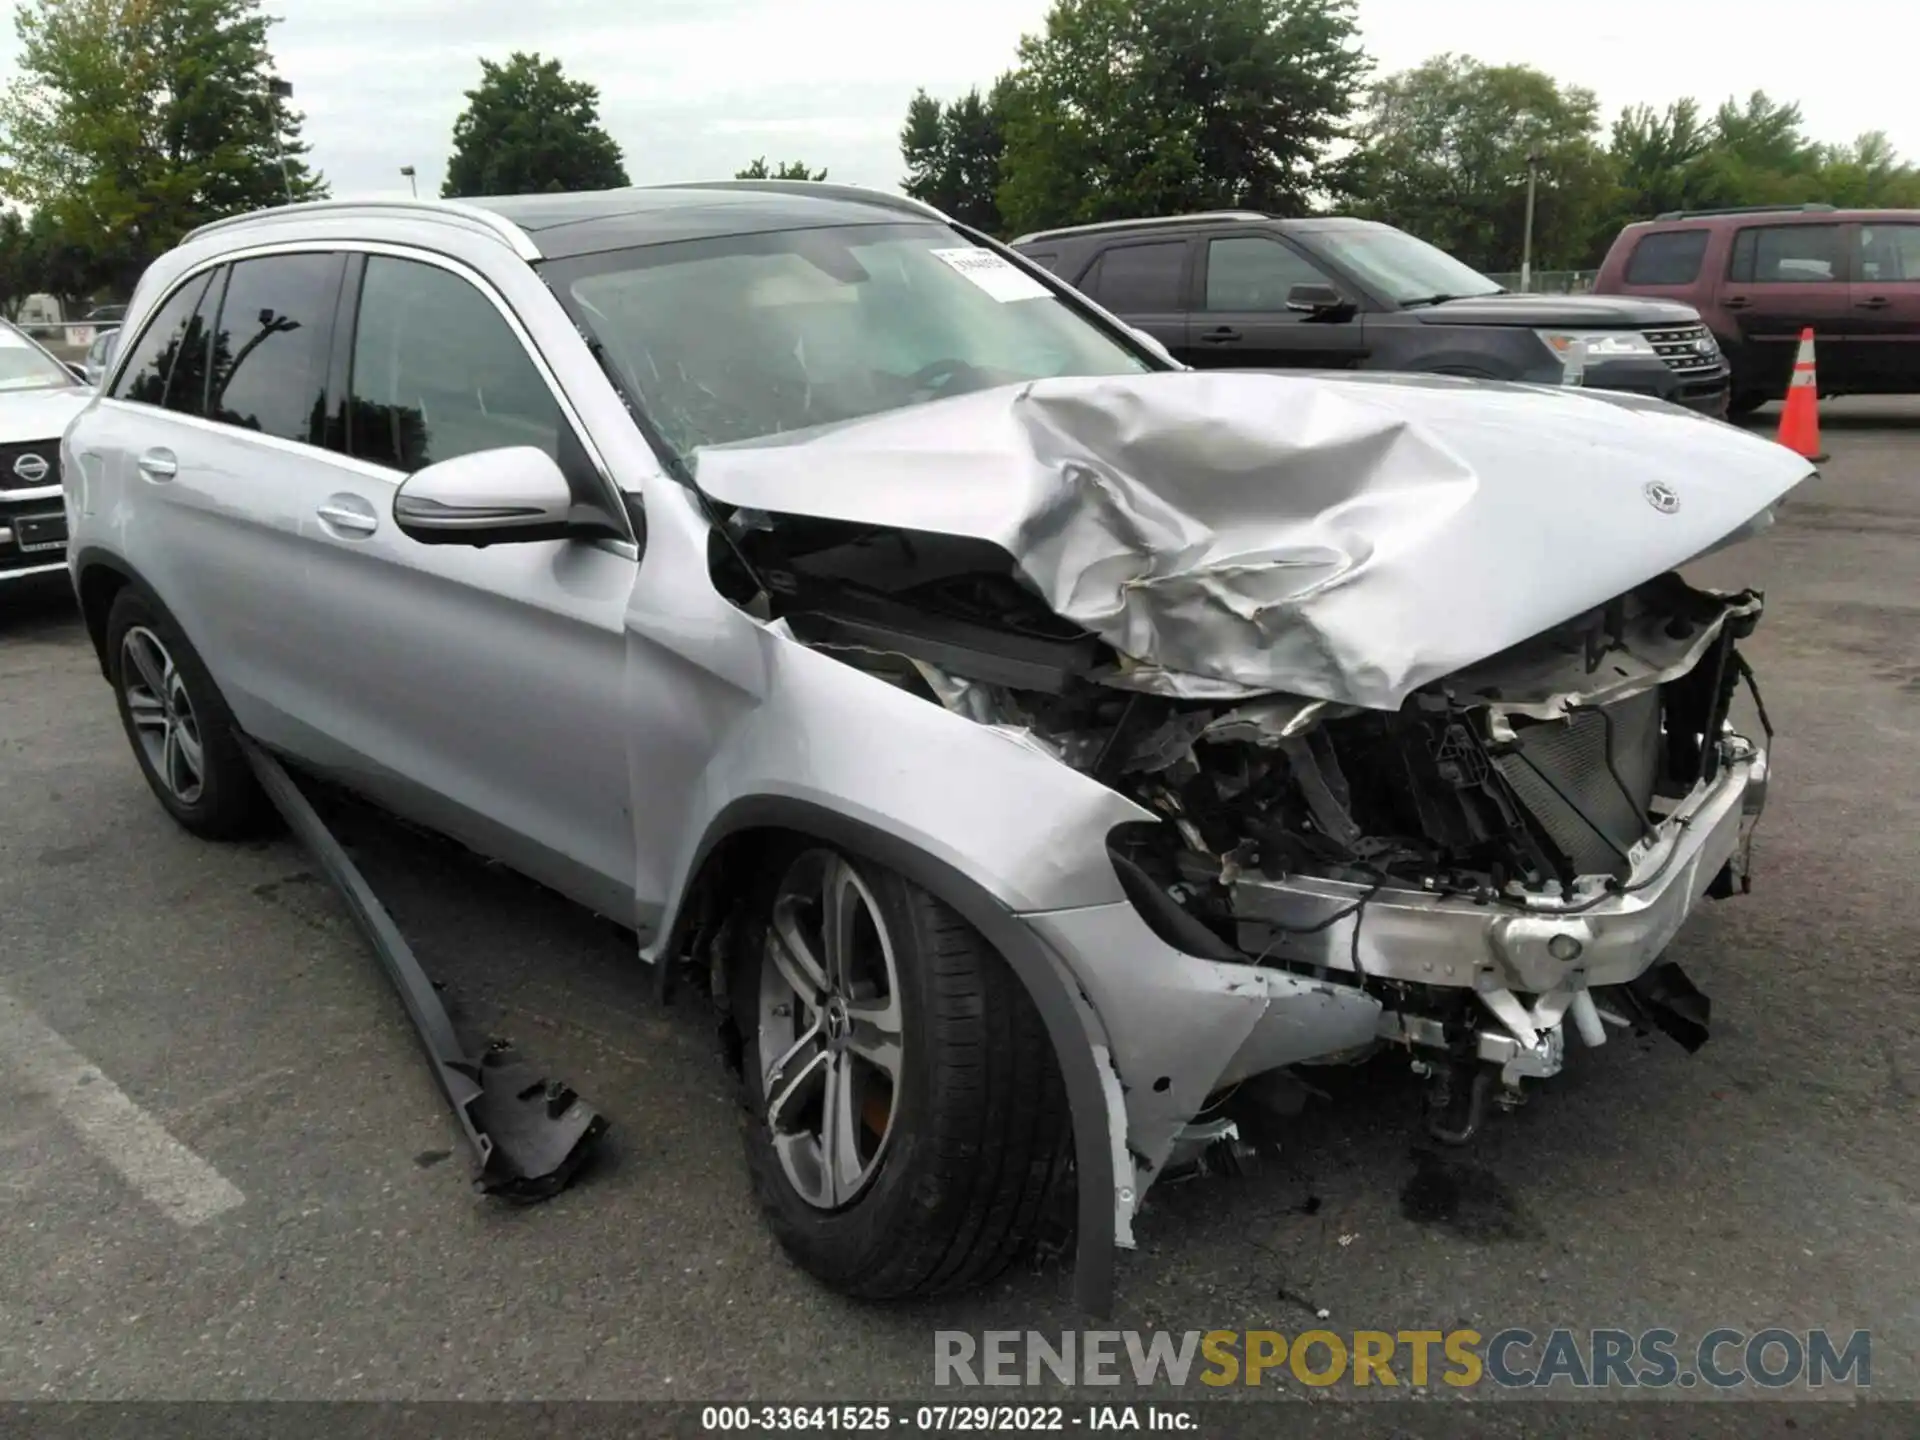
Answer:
693;369;1808;1220
721;515;1769;1145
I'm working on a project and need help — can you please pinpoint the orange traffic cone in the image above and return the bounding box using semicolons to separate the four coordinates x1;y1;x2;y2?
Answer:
1775;327;1828;463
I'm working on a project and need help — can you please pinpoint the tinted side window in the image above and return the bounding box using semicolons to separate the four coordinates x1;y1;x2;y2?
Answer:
166;268;226;419
1624;230;1709;285
1080;241;1186;312
1021;249;1063;273
348;256;564;472
1728;224;1843;283
206;253;343;443
1205;236;1335;311
109;272;214;408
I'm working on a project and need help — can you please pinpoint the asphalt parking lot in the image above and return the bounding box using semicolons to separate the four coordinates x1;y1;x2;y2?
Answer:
2;399;1918;1410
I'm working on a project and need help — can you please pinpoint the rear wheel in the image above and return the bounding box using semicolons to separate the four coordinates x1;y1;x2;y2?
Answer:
105;587;273;839
734;844;1071;1298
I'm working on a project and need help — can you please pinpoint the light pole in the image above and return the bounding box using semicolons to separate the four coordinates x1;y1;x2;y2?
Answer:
1519;146;1544;293
266;77;296;204
399;165;418;197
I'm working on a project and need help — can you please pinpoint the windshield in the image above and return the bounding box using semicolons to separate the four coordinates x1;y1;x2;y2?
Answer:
0;325;78;392
1304;226;1505;306
547;222;1153;460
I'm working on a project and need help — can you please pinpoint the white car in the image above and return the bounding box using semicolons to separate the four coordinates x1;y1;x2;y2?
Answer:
0;318;91;589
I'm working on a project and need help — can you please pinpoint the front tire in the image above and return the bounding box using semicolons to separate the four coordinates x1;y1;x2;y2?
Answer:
105;586;273;839
734;844;1071;1298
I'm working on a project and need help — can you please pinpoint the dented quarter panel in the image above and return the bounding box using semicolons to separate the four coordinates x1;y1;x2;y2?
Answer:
694;369;1813;711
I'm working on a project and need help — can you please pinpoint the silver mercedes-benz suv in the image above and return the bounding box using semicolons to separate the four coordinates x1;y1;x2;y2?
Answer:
62;182;1810;1308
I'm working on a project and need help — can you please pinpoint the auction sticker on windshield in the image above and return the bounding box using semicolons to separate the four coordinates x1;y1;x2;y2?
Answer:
930;247;1053;302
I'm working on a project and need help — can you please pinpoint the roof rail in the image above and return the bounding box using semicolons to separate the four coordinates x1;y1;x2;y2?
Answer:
180;197;542;260
1011;211;1268;245
654;179;953;224
1651;202;1837;221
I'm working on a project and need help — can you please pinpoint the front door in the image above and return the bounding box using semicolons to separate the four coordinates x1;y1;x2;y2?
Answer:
1849;218;1920;393
1187;232;1367;371
1721;221;1860;396
284;251;641;924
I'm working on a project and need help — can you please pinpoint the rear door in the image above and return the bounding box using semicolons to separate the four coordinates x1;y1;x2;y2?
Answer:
91;252;348;742
1069;238;1192;359
1189;232;1366;371
1849;218;1920;393
1721;221;1859;395
285;250;640;924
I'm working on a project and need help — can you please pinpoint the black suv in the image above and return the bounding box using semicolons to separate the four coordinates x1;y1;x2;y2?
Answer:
1012;213;1732;415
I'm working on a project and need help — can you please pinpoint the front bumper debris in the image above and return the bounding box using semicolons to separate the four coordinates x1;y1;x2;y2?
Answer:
1230;740;1765;995
238;735;609;1201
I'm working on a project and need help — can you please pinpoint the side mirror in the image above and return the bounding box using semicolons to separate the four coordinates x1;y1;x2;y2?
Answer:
393;446;582;547
66;362;89;384
1285;282;1349;315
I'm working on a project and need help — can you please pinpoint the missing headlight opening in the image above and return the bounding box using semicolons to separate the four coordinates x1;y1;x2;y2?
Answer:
711;513;1772;1142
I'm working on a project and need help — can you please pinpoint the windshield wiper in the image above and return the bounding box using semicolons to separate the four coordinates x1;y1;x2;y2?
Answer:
1402;288;1511;308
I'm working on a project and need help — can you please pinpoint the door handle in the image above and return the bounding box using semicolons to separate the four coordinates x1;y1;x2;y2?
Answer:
1721;296;1752;311
1855;295;1891;309
135;448;177;481
1199;326;1242;343
315;494;379;537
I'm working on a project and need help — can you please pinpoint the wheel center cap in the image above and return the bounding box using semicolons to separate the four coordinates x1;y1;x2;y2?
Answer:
823;996;851;1046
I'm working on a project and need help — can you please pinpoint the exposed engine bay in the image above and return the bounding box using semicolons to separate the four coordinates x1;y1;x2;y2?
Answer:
713;513;1772;1140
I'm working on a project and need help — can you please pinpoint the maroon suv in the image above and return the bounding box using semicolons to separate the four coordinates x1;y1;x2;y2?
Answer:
1594;204;1920;414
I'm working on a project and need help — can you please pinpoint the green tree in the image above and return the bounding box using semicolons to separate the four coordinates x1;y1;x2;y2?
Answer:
995;0;1370;235
0;0;325;293
1607;99;1719;218
1812;131;1920;209
0;208;34;318
1348;54;1615;272
1682;91;1821;208
1601;91;1920;226
899;83;1009;232
442;53;629;198
734;157;828;181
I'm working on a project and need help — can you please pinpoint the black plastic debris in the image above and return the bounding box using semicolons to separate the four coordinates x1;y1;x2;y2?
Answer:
239;735;608;1201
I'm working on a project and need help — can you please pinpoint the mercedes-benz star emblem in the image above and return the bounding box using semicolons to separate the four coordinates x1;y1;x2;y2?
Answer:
1644;481;1681;514
11;452;50;484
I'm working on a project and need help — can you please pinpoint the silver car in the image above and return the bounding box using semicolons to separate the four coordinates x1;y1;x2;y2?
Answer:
62;184;1811;1308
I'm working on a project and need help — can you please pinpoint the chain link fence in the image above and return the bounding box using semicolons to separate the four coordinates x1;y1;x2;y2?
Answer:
1482;269;1599;295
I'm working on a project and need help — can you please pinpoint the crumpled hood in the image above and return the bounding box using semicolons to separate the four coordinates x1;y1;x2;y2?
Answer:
0;384;91;445
694;370;1812;711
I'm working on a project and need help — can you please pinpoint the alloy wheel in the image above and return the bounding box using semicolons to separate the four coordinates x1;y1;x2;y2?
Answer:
120;625;206;806
757;850;905;1210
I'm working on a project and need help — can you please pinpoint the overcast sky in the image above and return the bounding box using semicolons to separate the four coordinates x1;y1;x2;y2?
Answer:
4;0;1914;199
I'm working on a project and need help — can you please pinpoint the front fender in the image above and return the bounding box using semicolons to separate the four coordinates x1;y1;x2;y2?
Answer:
655;625;1154;927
